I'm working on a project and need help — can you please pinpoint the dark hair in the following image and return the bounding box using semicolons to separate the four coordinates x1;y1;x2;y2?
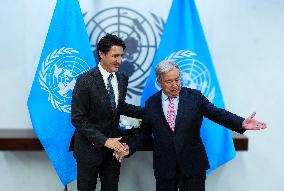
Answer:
96;33;126;61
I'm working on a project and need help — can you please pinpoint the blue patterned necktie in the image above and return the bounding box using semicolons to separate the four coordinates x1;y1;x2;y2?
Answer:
107;73;116;111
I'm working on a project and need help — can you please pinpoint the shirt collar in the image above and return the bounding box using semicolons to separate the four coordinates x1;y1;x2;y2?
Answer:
161;91;179;101
98;63;114;79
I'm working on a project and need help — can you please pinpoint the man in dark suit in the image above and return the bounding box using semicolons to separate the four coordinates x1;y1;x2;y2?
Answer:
115;61;267;191
70;33;144;191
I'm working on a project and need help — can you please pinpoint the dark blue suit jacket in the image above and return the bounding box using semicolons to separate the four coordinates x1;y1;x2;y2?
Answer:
129;87;245;179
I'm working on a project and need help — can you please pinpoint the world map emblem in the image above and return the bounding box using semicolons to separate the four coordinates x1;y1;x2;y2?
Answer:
38;47;91;113
156;50;215;101
85;7;164;99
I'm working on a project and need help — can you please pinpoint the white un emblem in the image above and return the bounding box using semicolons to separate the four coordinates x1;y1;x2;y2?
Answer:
38;47;91;113
85;7;162;99
156;50;215;101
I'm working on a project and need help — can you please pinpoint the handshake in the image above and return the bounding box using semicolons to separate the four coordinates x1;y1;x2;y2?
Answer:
104;137;130;162
113;143;129;162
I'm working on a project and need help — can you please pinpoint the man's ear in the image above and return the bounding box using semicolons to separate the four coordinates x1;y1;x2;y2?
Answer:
157;79;162;88
99;51;104;59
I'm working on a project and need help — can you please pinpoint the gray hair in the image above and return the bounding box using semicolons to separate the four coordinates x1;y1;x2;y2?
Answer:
155;61;179;81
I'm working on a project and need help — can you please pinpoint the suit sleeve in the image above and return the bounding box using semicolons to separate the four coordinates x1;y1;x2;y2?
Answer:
127;99;152;155
71;75;107;150
198;91;246;134
120;102;144;119
119;74;144;118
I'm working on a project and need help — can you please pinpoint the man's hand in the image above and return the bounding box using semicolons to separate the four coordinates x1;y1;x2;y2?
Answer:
104;137;127;152
113;143;129;162
242;112;267;130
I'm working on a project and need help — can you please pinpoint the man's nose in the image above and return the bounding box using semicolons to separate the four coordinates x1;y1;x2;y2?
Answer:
172;82;180;88
116;56;122;64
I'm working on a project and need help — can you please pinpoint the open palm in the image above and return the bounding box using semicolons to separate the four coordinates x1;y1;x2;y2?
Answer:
242;112;267;130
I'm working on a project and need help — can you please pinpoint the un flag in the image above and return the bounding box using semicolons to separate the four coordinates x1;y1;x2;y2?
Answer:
27;0;95;185
141;0;236;174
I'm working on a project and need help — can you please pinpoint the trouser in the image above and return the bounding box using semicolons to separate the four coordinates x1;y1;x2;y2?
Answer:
77;155;121;191
156;168;206;191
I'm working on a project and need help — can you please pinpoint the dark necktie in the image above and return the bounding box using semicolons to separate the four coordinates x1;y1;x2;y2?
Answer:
107;74;116;111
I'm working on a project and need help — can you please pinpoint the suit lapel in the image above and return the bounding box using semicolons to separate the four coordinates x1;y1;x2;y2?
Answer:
116;72;125;107
92;67;114;114
155;89;187;132
175;88;186;132
154;91;173;132
113;72;125;119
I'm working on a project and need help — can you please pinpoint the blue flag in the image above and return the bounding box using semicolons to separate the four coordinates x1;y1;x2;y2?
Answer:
27;0;95;185
141;0;236;174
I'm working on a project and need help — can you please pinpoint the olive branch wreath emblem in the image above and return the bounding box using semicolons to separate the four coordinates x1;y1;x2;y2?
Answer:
164;50;196;61
38;47;79;113
164;50;215;101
